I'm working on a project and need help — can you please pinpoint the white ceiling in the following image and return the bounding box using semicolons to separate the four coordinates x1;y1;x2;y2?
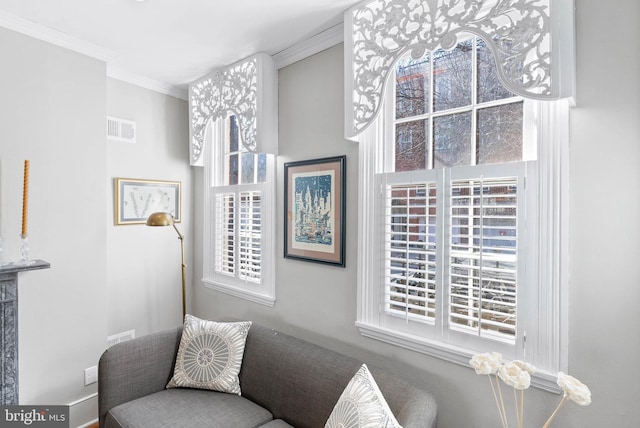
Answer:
0;0;361;98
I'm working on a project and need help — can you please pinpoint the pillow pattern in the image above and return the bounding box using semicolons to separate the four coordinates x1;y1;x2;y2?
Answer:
166;315;251;395
325;364;402;428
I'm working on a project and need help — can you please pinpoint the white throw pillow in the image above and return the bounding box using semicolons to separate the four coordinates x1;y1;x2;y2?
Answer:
325;364;402;428
166;315;251;395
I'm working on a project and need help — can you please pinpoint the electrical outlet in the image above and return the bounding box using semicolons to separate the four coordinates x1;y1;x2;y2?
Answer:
84;366;97;386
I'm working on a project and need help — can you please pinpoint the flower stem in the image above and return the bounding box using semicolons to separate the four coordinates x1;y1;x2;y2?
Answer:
519;388;524;428
488;375;508;428
543;395;569;428
495;375;509;428
513;388;521;428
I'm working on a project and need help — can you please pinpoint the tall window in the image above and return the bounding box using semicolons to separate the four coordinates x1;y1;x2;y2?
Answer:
203;115;276;306
385;37;531;347
357;34;568;387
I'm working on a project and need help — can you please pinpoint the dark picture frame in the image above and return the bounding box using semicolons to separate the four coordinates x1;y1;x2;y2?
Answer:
114;178;181;225
284;155;346;267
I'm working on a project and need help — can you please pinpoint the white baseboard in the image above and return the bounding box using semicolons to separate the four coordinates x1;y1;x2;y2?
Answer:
77;418;98;428
68;393;98;428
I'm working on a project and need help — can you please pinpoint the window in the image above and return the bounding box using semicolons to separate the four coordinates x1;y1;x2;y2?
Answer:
356;35;568;390
384;38;530;348
203;115;276;306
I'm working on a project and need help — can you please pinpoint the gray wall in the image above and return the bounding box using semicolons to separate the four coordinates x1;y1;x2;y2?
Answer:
0;28;190;426
193;1;640;426
0;27;108;408
106;78;191;339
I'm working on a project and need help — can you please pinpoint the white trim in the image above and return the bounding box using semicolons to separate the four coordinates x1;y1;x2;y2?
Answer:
0;10;117;62
203;279;276;307
356;321;561;393
533;99;571;374
273;23;344;70
356;120;382;325
67;392;98;408
68;392;98;428
107;66;188;100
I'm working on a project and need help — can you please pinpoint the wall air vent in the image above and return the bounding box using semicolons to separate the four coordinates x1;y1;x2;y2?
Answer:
107;329;135;348
107;116;136;143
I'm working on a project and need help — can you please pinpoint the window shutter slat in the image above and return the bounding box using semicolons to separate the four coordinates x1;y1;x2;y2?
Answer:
239;191;262;282
384;182;437;321
215;193;235;275
448;176;518;342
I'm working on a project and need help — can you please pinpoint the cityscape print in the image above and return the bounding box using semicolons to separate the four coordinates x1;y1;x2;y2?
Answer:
292;171;334;253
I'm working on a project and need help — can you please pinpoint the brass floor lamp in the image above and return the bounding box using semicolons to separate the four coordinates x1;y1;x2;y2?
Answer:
146;212;186;319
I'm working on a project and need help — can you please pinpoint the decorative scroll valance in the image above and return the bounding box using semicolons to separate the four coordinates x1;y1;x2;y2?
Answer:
189;52;278;166
344;0;575;139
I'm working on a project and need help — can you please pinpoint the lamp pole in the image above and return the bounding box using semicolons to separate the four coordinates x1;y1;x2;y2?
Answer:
174;223;186;319
146;212;186;321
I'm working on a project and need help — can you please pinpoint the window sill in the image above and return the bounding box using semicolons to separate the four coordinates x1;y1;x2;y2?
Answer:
202;278;275;307
356;321;561;394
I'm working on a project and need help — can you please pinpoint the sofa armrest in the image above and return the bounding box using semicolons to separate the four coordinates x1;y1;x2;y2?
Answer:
370;366;438;428
98;327;182;427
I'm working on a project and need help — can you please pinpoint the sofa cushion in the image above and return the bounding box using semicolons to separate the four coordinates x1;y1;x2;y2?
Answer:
103;388;273;428
167;315;251;394
239;324;364;428
325;364;401;428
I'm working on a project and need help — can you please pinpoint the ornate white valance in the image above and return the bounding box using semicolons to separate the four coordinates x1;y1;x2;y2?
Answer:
189;52;278;166
344;0;575;139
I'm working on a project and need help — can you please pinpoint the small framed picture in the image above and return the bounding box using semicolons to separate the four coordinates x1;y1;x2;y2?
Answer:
284;155;346;267
114;178;181;225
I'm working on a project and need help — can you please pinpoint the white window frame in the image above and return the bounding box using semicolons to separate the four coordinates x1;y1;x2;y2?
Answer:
356;86;569;391
202;118;276;306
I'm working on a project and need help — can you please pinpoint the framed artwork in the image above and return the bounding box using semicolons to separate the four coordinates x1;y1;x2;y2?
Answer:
114;178;181;225
284;155;346;267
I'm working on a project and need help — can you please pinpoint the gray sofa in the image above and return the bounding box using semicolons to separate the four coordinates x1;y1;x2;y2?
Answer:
98;322;437;427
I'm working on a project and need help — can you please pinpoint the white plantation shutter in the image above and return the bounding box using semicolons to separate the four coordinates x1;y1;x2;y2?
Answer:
239;191;262;282
214;190;263;282
378;163;526;349
448;175;519;343
384;181;437;321
215;193;235;275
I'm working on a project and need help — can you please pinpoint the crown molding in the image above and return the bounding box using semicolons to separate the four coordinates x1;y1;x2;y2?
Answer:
0;10;117;62
107;66;188;100
273;22;344;69
0;9;344;99
0;10;187;100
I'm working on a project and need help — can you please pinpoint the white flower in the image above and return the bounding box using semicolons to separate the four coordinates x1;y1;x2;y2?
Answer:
557;372;591;406
512;360;536;375
469;352;503;375
498;362;531;390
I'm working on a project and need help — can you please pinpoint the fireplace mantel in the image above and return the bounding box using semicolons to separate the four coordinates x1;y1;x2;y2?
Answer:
0;260;50;275
0;259;50;404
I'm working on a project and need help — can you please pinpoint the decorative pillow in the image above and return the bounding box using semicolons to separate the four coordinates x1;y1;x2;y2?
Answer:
325;364;402;428
166;315;251;395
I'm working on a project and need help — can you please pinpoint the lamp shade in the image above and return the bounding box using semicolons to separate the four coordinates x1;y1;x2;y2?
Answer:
146;212;175;227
